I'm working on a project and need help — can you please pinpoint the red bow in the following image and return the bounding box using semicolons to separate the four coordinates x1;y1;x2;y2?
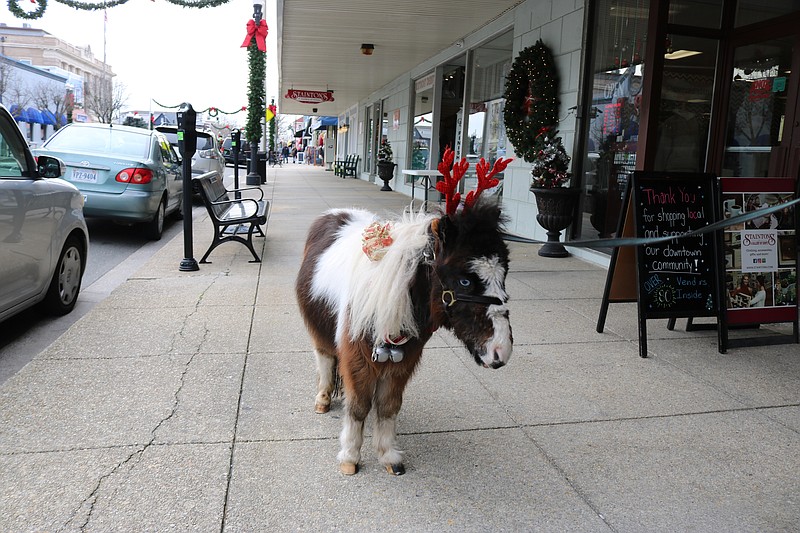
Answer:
242;19;268;52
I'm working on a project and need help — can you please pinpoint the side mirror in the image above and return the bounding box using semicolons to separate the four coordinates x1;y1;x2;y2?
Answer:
37;155;65;178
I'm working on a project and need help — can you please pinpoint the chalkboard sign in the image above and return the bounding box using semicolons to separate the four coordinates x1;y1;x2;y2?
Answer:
630;172;722;356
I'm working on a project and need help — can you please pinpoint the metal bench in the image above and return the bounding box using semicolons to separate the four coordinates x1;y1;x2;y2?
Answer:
195;172;269;263
334;154;355;177
341;154;360;179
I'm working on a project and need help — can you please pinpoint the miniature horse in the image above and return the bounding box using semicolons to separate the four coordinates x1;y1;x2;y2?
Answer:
295;152;513;475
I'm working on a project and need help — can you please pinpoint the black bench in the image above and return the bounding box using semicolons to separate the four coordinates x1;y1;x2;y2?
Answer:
334;154;354;177
341;154;360;179
195;172;269;263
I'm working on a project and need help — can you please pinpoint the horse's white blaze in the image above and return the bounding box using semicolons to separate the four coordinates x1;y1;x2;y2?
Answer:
469;256;512;366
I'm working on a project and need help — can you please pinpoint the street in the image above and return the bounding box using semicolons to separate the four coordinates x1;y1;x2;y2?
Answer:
0;166;236;384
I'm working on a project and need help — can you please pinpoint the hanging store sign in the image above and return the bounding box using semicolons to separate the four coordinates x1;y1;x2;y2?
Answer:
285;89;335;104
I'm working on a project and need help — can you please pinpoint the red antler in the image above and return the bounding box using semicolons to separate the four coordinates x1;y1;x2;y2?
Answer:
463;156;513;210
435;146;469;216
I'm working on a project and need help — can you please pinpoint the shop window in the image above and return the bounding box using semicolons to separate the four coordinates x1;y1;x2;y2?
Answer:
412;73;434;169
653;35;718;172
722;36;793;177
579;0;649;241
736;0;800;27
465;30;513;172
668;0;722;29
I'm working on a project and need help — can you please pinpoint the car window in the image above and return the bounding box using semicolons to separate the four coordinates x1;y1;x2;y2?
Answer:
45;126;151;159
159;138;177;164
197;135;213;151
0;125;29;177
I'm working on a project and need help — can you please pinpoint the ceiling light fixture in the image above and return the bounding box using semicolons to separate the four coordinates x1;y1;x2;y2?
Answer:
664;49;702;60
360;43;375;56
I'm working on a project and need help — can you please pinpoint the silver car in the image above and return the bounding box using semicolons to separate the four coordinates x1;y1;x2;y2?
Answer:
156;126;225;177
0;104;89;322
34;123;183;240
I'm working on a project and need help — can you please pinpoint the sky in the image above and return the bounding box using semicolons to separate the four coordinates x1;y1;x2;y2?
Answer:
1;0;279;126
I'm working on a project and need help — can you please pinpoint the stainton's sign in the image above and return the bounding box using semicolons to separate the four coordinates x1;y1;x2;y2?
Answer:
285;89;335;104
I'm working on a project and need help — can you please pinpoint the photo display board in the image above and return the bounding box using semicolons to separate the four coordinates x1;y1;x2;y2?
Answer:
632;172;720;319
720;177;797;326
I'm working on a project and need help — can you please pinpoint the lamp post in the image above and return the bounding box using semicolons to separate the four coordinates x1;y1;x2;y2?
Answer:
244;0;267;185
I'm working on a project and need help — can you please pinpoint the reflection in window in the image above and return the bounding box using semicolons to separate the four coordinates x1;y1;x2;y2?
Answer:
579;0;649;241
466;30;512;172
722;37;793;177
653;35;717;173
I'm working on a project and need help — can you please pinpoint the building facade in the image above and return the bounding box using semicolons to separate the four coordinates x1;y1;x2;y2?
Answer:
0;22;114;127
327;0;799;268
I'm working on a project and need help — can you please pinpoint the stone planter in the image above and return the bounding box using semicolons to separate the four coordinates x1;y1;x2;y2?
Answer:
530;186;580;257
377;161;396;191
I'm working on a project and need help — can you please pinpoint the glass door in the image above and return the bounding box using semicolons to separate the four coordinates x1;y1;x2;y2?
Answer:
721;35;800;178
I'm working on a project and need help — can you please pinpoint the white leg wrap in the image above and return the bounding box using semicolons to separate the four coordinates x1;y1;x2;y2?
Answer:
337;414;364;465
374;416;403;466
315;350;336;407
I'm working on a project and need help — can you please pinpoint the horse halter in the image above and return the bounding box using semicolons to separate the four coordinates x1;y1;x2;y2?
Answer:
441;289;503;308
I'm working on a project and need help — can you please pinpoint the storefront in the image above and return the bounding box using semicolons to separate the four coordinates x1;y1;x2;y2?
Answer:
337;0;798;263
577;0;800;252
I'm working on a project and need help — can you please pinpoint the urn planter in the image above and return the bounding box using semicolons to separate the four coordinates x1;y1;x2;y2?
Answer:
530;186;580;257
377;161;396;191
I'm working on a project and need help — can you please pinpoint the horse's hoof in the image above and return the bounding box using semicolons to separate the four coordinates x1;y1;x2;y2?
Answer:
385;463;405;476
314;403;330;414
340;462;358;475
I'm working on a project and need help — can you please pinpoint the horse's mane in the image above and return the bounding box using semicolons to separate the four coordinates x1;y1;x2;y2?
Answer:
346;206;438;343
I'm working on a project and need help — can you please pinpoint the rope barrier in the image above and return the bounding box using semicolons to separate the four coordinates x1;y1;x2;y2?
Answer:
502;196;800;249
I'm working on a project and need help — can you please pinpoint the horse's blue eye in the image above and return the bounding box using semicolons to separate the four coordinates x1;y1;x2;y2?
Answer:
459;278;471;287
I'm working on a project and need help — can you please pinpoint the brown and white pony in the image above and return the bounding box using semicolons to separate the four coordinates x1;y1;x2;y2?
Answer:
295;151;513;475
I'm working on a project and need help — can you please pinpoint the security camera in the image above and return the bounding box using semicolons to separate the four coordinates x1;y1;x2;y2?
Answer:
313;108;318;113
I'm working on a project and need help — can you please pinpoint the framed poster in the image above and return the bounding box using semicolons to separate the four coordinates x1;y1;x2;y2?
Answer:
719;178;797;326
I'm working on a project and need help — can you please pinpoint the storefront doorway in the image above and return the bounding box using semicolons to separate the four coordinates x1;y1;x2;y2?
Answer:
576;0;800;247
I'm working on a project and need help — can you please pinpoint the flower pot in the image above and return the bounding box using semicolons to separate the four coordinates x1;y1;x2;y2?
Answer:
377;161;396;191
530;186;580;257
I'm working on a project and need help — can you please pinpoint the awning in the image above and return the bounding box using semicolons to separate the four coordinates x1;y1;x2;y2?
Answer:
9;104;29;122
25;107;44;124
311;116;337;130
41;109;57;126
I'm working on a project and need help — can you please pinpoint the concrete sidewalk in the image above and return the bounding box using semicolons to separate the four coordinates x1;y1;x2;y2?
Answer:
1;164;798;532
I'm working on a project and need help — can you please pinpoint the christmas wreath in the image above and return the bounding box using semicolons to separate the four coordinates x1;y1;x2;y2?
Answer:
502;40;561;164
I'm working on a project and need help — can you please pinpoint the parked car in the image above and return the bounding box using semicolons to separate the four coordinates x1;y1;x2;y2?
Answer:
156;126;225;176
34;123;183;240
221;137;249;167
0;104;89;323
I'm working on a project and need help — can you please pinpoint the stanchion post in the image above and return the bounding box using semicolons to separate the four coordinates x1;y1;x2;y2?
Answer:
177;102;199;272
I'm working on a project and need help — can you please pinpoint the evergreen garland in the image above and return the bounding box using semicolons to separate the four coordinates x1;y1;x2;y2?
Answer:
8;0;230;19
502;39;560;163
244;36;265;145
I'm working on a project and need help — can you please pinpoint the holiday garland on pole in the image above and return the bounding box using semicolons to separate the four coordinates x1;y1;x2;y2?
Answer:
502;39;560;163
244;23;266;146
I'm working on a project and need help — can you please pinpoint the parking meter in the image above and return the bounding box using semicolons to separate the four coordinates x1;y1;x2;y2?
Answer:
177;103;199;272
231;129;241;198
177;103;197;159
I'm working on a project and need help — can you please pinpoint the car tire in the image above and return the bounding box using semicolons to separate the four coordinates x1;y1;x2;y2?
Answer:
146;199;166;241
41;235;84;316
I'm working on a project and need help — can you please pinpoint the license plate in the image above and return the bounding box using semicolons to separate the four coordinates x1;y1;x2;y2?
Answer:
72;168;98;183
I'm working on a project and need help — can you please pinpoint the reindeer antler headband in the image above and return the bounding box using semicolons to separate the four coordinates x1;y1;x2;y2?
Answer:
435;147;513;216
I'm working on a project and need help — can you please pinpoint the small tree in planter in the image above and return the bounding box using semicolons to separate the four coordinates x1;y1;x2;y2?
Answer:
377;139;395;191
503;39;577;257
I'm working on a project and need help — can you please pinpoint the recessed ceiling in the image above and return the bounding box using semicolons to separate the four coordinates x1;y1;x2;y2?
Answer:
277;0;525;116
